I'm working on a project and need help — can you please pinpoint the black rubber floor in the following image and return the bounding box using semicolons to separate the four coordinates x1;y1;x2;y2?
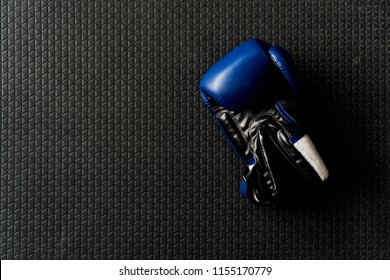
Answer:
1;0;389;259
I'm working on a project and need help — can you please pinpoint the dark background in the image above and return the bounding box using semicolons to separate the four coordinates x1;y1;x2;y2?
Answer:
1;0;389;259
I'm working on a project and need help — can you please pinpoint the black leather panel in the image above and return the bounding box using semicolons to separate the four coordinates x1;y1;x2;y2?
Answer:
216;111;253;162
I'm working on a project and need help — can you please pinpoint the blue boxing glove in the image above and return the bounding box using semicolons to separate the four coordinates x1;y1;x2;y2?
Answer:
200;39;329;205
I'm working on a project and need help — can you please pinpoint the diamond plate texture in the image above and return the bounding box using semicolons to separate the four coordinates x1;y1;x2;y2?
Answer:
1;0;389;259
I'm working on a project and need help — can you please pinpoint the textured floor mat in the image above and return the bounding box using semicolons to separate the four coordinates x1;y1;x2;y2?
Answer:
1;0;389;259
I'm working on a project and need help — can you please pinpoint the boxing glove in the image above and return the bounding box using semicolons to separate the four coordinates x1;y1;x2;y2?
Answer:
199;39;329;205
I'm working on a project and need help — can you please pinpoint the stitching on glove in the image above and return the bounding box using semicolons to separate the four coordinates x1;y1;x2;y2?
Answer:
215;110;256;158
248;112;291;138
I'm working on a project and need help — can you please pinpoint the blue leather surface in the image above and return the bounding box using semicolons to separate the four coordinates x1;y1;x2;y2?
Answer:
199;39;271;111
269;46;303;128
239;179;248;198
268;46;301;99
289;131;304;144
